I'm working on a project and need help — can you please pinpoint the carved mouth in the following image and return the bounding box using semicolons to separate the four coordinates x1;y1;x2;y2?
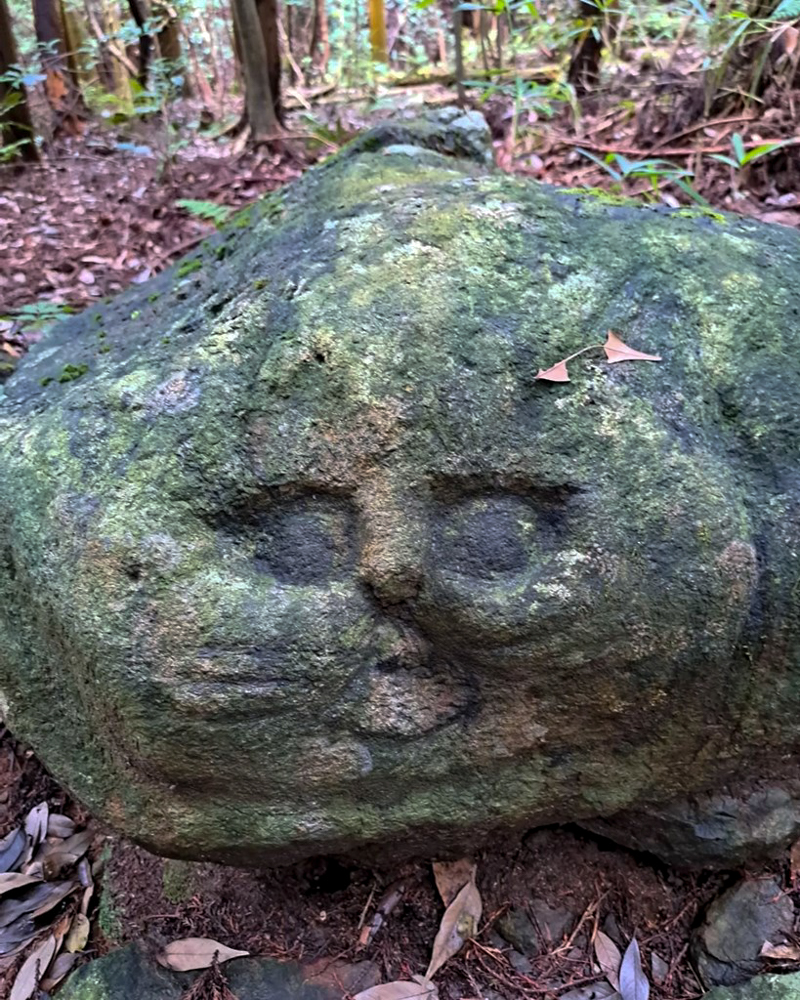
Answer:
168;645;296;719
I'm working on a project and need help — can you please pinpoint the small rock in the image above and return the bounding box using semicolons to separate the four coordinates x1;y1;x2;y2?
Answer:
692;878;795;987
508;949;533;975
530;899;576;945
496;908;541;957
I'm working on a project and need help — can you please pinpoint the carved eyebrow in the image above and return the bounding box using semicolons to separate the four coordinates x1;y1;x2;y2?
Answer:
427;473;582;505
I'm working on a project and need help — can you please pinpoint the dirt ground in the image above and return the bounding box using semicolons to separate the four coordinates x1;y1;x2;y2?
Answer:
1;726;798;1000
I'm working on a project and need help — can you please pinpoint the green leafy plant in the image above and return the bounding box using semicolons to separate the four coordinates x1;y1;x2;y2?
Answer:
0;65;43;161
176;199;232;228
6;301;74;333
577;148;705;204
709;131;794;170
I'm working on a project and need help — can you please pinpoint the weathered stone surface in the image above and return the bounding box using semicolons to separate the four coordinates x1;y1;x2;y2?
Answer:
56;944;379;1000
2;111;800;866
703;974;800;1000
692;879;795;988
584;784;800;868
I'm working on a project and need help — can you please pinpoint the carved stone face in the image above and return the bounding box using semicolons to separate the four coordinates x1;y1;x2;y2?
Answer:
48;317;756;847
2;126;791;865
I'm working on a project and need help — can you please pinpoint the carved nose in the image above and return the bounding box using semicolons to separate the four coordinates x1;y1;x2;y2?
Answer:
361;555;423;605
357;476;426;607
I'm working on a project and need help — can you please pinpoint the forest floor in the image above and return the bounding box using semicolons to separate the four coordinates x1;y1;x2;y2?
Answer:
1;726;798;1000
2;45;800;360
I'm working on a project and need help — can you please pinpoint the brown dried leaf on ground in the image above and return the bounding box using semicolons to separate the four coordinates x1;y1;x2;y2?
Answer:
760;940;800;960
432;860;475;906
424;877;482;979
65;912;90;953
354;977;437;1000
159;937;249;972
594;929;622;990
0;875;40;898
39;951;77;992
9;931;57;1000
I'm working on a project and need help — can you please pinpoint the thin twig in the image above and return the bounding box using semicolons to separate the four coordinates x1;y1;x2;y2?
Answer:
650;114;758;152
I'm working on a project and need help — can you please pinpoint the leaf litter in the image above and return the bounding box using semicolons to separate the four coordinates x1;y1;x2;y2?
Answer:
0;791;95;1000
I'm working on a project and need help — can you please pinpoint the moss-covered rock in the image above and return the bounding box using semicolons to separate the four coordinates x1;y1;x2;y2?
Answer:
2;112;800;866
56;944;379;1000
704;974;800;1000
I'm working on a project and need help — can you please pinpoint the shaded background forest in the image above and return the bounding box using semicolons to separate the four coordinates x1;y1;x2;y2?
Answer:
1;0;799;370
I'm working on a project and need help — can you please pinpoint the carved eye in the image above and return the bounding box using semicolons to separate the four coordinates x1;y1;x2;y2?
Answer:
252;497;355;585
436;496;536;578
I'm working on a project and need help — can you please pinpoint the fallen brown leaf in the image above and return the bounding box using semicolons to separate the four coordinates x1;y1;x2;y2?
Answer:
425;877;482;979
354;977;436;1000
603;331;661;364
761;940;800;961
9;932;57;1000
432;860;475;906
157;937;249;972
536;360;570;382
619;937;649;1000
594;929;622;990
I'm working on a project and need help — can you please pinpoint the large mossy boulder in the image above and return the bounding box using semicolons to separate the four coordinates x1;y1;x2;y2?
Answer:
2;110;800;867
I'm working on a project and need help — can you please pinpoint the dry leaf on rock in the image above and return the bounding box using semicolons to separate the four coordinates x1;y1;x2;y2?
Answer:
65;913;90;953
594;929;622;990
425;878;482;979
432;860;475;906
536;360;570;382
10;932;57;1000
354;977;436;1000
603;332;661;365
158;937;249;972
760;940;800;960
619;937;649;1000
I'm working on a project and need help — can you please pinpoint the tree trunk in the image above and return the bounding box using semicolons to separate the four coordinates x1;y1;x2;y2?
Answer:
0;0;39;160
368;0;386;63
568;0;618;96
32;0;84;134
254;0;281;121
154;3;192;96
308;0;329;75
126;0;152;87
453;3;465;106
230;0;280;140
59;0;91;92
